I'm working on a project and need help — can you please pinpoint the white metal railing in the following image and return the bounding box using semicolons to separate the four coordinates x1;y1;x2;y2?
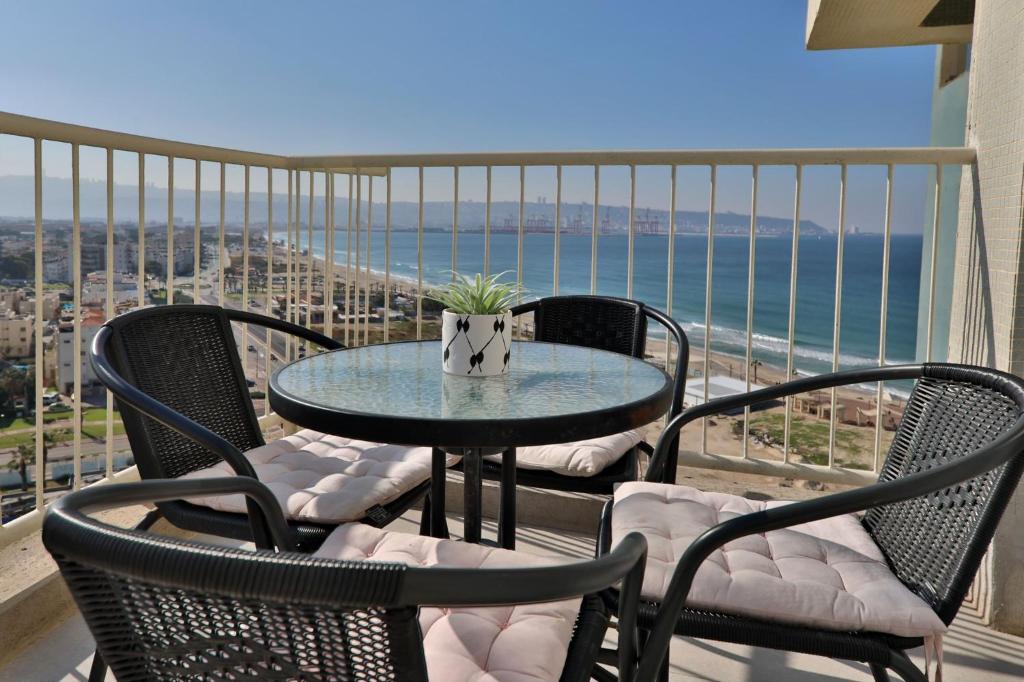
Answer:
0;110;976;546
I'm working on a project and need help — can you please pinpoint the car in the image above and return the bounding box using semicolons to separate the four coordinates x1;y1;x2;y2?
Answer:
245;378;256;388
247;344;256;352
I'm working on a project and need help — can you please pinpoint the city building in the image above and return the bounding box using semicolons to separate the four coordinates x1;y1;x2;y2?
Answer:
0;310;33;359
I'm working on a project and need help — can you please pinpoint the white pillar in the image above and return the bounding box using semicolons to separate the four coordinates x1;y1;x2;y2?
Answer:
947;0;1024;635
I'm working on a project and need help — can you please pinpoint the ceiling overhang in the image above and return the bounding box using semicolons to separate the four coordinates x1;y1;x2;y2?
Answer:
806;0;974;50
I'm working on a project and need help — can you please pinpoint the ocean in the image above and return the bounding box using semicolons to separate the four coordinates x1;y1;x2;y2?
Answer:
309;230;922;376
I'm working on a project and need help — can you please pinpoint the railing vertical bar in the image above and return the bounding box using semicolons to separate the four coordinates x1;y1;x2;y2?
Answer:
828;164;848;468
295;170;303;331
665;165;677;372
353;173;362;345
242;166;251;358
33;138;43;510
517;165;525;308
416;168;424;340
193;160;201;298
452;166;459;277
72;144;82;490
105;148;115;479
218;163;225;307
138;154;145;308
874;163;895;472
265;168;274;416
384;168;393;342
783;165;803;462
590;166;599;294
700;165;717;454
306;171;314;330
742;165;759;459
167;157;174;304
926;164;943;362
345;174;354;347
325;171;334;341
364;177;373;345
554;165;562;295
484;166;492;277
285;169;293;360
627;164;636;299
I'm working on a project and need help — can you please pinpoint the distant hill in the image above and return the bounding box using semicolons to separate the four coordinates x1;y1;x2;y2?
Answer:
0;174;830;236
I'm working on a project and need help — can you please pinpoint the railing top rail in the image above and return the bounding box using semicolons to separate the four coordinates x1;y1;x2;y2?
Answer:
2;111;975;171
289;147;976;170
0;111;289;167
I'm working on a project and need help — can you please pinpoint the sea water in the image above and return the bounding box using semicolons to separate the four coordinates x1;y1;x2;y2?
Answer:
312;231;922;377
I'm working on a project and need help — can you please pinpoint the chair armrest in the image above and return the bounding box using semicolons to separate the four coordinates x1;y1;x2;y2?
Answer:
645;364;925;483
225;308;343;350
635;420;1024;681
49;477;297;552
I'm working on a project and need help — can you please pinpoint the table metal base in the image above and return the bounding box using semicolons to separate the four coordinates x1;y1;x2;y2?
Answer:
431;447;517;549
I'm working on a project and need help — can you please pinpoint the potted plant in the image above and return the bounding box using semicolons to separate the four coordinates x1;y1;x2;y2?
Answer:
429;272;522;376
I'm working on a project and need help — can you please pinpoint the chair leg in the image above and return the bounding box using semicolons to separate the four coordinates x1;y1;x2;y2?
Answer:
869;663;891;681
430;448;450;539
638;627;669;682
497;447;517;549
419;493;432;536
88;650;107;682
886;650;928;682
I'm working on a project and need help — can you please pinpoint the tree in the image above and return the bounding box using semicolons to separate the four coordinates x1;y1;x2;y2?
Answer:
0;366;29;409
750;359;763;384
6;431;56;490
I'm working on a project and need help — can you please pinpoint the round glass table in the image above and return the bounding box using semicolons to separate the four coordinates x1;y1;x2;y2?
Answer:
269;340;673;546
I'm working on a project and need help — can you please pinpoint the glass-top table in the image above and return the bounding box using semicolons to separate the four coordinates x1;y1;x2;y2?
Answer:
269;340;673;546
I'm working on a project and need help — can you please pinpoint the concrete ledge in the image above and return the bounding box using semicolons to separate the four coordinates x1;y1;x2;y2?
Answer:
438;471;608;535
0;504;185;671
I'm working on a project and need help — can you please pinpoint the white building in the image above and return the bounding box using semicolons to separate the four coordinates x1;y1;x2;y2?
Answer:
0;311;33;359
56;310;105;393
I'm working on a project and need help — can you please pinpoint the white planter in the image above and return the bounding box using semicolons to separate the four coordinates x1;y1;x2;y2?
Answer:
441;309;512;376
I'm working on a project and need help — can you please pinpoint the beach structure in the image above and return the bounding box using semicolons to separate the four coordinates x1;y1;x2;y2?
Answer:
683;374;770;412
4;2;1024;680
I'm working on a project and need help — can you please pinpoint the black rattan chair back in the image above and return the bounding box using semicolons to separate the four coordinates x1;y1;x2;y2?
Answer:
43;478;648;682
864;365;1024;624
100;305;264;480
525;295;648;358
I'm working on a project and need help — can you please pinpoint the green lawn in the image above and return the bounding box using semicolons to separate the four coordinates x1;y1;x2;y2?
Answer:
747;412;870;469
0;407;115;431
0;417;125;450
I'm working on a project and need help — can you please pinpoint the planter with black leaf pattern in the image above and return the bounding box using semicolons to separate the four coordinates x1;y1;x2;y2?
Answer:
441;309;512;376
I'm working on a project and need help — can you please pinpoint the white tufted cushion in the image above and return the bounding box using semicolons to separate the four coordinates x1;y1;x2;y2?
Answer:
179;429;458;524
316;524;581;682
611;482;947;638
483;430;642;476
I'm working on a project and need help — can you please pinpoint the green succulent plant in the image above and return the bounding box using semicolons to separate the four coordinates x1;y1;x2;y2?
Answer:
428;271;524;315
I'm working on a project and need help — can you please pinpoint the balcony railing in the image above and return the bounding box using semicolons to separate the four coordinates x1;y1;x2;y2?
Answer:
0;111;976;550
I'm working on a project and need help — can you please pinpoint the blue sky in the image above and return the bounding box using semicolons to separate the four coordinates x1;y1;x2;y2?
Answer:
0;1;939;231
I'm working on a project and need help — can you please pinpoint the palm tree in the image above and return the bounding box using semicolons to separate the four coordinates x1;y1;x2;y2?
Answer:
750;359;763;384
6;432;56;490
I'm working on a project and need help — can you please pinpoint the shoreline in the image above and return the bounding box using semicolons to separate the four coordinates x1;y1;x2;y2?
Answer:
285;244;907;406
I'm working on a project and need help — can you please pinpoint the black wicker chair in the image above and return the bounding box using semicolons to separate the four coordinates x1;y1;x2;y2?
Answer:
90;304;442;553
42;477;649;682
467;295;688;496
598;363;1024;682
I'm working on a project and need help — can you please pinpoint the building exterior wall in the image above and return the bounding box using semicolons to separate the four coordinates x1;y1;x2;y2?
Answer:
916;45;969;362
947;0;1024;635
0;314;32;358
56;324;99;393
